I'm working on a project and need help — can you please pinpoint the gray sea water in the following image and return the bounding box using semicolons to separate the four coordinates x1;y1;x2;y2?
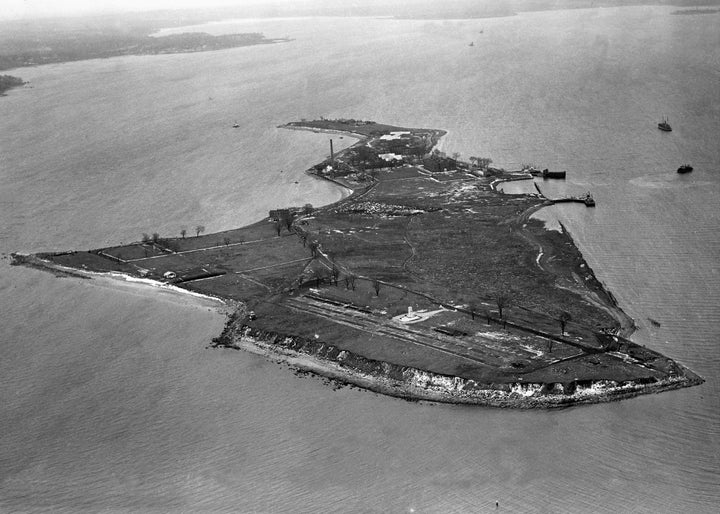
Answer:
1;6;718;513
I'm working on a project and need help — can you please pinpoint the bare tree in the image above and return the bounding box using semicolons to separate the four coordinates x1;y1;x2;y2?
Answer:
313;270;325;288
195;225;205;237
308;240;319;258
303;203;314;215
559;311;572;335
468;300;478;320
282;212;294;232
331;264;340;286
180;228;187;239
151;232;160;244
223;237;231;246
141;233;150;243
477;157;493;170
496;292;509;319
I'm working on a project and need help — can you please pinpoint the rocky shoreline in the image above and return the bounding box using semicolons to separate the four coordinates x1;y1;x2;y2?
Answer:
213;315;703;409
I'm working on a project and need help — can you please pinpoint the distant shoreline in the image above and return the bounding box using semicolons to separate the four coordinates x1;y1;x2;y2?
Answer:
0;74;26;95
0;31;290;72
671;8;720;15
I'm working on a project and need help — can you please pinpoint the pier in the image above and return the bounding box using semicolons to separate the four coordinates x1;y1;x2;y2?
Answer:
534;183;595;207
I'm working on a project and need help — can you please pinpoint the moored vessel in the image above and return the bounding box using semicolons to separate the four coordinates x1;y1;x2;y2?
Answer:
677;164;693;174
658;116;672;132
542;168;566;179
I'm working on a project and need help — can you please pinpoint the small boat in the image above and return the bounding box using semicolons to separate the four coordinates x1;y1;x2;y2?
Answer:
584;193;595;207
232;122;240;128
658;116;672;132
677;164;693;174
469;42;474;47
542;168;566;179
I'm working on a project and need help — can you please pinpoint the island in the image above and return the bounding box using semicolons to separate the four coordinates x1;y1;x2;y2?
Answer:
0;13;290;72
12;119;703;408
0;74;26;95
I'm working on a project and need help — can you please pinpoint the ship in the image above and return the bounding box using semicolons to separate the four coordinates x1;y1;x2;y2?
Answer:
658;116;672;132
541;168;566;179
677;164;693;174
527;168;567;179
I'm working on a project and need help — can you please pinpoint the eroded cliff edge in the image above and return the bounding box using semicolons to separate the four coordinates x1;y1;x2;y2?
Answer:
212;310;703;408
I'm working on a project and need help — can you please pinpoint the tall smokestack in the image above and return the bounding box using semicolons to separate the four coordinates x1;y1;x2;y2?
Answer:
330;138;334;164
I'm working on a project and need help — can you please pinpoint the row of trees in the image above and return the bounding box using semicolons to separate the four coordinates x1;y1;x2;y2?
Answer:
467;291;573;344
469;156;493;170
142;225;205;243
272;204;314;237
306;265;382;297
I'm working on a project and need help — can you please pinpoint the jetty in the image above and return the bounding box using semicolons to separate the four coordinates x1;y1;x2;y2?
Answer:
534;183;596;207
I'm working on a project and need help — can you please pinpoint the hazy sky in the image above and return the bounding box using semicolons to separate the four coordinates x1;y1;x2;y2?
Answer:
2;0;285;19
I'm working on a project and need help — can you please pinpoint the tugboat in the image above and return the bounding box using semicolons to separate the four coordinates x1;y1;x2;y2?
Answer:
584;192;596;207
658;116;672;132
677;164;693;174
